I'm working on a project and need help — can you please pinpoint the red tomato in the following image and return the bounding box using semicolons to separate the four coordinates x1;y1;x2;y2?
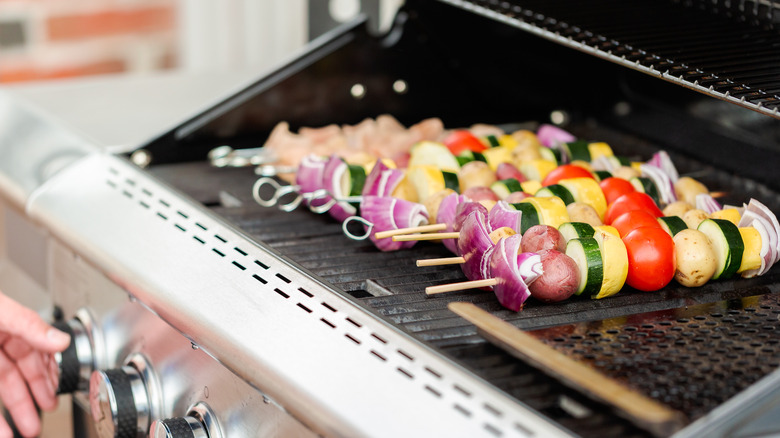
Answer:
611;210;662;238
604;192;663;224
622;227;676;291
599;177;636;204
541;164;594;186
443;130;488;155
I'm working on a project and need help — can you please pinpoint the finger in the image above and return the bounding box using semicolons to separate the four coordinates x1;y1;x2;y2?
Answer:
0;349;41;437
0;294;69;353
0;416;11;438
3;338;57;410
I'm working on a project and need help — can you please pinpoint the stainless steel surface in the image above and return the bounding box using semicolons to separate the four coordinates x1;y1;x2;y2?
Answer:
0;90;95;210
187;403;221;438
26;151;571;437
150;417;208;438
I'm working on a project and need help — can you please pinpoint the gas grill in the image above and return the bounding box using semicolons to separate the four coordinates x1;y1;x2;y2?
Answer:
2;1;780;437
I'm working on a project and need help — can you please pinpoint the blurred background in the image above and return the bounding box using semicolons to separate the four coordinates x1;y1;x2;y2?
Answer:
0;0;402;82
0;0;402;150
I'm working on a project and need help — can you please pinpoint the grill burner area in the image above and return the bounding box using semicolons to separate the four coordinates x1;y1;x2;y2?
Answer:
148;122;780;437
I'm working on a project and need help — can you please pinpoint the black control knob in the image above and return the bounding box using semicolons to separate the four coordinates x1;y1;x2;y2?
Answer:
149;417;209;438
89;366;151;438
53;318;95;394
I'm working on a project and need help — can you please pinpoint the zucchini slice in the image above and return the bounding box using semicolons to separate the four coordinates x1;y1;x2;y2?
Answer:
630;176;662;207
657;216;688;236
442;171;460;193
566;237;604;296
697;218;745;280
536;184;576;205
490;178;523;199
563;140;592;162
510;202;541;234
559;222;596;242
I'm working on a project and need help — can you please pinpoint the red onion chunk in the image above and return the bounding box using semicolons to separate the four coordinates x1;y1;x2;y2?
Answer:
361;196;429;252
647;150;680;183
591;155;617;173
746;199;780;264
489;201;522;232
641;164;677;205
739;210;776;276
695;193;722;215
323;154;357;222
537;124;576;148
437;193;471;253
458;210;494;281
362;161;404;197
489;235;539;311
296;154;328;202
455;202;490;234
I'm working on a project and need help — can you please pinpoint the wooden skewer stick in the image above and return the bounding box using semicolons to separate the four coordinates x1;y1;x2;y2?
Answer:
447;302;686;437
426;278;497;295
373;223;447;239
417;256;465;267
392;232;460;242
709;191;728;199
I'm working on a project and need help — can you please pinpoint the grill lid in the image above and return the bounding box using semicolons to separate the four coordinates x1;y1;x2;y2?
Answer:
441;0;780;118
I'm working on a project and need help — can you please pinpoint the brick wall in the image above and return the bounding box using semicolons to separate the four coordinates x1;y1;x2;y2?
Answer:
0;0;178;83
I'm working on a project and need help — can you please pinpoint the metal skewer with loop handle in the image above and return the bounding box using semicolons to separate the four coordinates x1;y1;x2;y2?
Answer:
209;145;279;168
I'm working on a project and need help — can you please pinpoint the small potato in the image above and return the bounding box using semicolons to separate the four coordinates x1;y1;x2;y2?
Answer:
521;225;566;253
489;227;516;244
462;186;499;204
511;144;543;162
683;209;709;230
510;130;543;149
675;176;709;205
673;229;718;287
612;166;640;180
423;189;456;224
663;200;694;218
529;249;579;302
504;191;532;203
566;202;603;228
458;161;497;192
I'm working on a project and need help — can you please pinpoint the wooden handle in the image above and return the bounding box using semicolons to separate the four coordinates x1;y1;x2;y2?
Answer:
374;223;447;239
426;279;497;295
417;257;466;267
447;302;685;437
392;232;460;242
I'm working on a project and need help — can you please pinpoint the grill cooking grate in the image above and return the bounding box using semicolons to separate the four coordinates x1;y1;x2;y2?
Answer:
449;0;780;116
149;123;780;437
532;294;780;420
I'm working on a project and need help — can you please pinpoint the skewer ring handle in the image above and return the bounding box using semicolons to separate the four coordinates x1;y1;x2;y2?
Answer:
252;177;302;209
307;190;337;214
342;216;372;241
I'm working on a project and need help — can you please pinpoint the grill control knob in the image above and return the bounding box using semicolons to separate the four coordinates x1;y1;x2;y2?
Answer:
89;365;152;438
53;317;96;394
149;417;208;438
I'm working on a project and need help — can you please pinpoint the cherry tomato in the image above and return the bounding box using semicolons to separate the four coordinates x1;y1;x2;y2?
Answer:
604;192;663;224
541;164;595;186
622;227;676;291
443;130;488;155
599;177;636;204
611;210;662;238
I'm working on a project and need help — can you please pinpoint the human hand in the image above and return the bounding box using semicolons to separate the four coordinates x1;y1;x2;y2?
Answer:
0;293;70;438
